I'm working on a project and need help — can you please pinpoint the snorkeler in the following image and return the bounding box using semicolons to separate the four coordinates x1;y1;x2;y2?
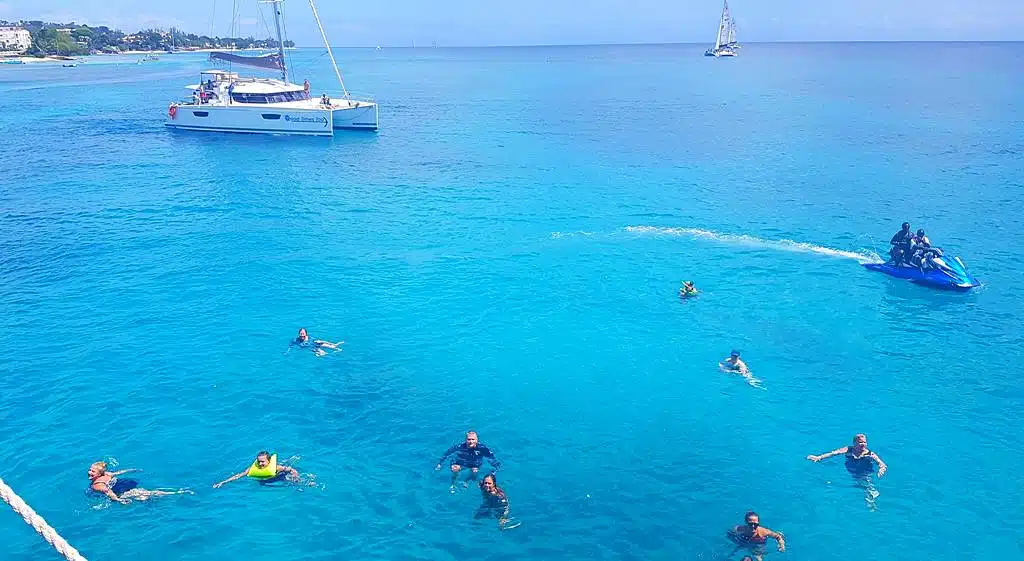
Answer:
476;473;513;529
727;511;785;561
435;431;502;493
87;461;190;504
213;451;300;487
679;280;698;298
806;433;887;478
291;328;344;357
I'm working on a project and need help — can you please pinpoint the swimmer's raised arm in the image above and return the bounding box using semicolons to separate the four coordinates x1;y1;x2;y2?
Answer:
806;446;849;462
766;528;785;551
213;469;248;488
277;464;299;478
108;468;141;477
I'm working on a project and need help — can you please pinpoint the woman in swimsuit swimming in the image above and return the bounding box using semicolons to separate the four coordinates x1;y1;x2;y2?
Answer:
292;328;344;357
88;461;188;504
806;433;887;477
476;473;511;528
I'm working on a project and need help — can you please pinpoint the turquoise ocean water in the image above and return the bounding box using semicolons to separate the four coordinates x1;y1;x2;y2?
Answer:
1;43;1023;560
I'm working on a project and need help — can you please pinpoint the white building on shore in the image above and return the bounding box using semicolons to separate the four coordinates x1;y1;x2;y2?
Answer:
0;26;32;52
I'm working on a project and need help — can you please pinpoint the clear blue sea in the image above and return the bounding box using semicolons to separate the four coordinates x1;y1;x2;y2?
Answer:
1;42;1023;561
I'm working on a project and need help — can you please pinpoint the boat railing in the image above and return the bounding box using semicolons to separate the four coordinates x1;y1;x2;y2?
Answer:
342;91;376;102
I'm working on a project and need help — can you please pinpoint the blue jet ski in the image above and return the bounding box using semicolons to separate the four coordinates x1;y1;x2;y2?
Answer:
863;254;980;291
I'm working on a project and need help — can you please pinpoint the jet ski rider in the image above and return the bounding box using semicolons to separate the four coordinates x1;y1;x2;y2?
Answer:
889;222;913;265
905;229;957;276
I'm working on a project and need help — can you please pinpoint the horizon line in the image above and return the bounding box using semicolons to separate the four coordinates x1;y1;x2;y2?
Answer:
290;39;1024;49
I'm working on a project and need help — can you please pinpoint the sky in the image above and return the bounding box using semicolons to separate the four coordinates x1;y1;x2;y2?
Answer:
1;0;1022;46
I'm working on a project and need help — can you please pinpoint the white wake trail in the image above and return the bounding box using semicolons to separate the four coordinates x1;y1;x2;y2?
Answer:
624;225;883;264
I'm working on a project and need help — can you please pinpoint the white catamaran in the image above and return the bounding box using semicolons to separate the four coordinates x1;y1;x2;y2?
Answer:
704;0;738;57
165;0;378;136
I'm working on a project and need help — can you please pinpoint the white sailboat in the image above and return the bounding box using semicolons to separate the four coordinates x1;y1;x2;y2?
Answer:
165;0;378;136
704;0;737;57
726;17;740;49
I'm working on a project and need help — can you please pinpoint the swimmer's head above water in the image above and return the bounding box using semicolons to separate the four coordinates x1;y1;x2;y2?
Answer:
745;511;760;528
465;431;479;448
296;328;309;342
88;461;107;480
850;434;868;451
254;451;273;469
730;350;740;359
480;473;497;491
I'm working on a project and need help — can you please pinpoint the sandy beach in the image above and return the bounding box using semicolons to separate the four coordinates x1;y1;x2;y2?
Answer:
0;55;72;64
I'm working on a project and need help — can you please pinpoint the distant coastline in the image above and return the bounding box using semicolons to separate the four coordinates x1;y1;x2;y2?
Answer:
0;19;294;58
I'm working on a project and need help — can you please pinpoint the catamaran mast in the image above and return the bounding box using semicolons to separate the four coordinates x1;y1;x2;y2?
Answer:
308;0;350;98
713;1;725;50
269;0;289;82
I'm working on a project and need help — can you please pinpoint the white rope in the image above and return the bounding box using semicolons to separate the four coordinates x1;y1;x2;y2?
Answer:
0;477;88;561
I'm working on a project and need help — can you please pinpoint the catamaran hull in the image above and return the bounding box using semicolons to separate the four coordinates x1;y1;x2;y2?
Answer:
165;103;378;136
331;103;379;131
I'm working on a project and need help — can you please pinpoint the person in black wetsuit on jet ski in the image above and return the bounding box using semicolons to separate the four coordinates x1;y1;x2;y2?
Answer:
889;222;913;266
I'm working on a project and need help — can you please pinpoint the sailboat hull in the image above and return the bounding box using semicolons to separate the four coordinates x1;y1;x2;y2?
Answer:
331;102;380;131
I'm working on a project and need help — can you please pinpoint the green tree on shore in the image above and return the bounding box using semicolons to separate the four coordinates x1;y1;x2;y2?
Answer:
1;19;294;56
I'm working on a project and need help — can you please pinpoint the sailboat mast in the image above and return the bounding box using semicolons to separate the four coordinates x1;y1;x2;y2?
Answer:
308;0;350;98
270;0;289;82
714;0;725;49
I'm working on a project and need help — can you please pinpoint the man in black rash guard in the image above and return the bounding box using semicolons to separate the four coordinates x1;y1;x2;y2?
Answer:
434;431;501;492
889;222;913;265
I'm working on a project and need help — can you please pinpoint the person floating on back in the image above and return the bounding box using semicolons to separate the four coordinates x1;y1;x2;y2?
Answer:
727;511;785;561
213;451;300;488
88;461;191;504
291;328;344;357
679;280;698;298
435;431;501;493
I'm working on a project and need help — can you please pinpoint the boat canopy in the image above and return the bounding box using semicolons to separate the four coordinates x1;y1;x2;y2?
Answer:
209;51;284;71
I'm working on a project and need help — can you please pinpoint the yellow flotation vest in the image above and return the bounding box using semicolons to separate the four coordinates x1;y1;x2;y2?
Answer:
246;454;278;479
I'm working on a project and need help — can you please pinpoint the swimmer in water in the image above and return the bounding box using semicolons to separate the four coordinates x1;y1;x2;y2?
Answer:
807;433;887;509
87;462;190;504
679;280;698;298
719;350;762;388
806;433;887;478
291;328;344;357
476;473;512;529
727;511;785;561
435;431;502;493
720;350;749;374
213;451;300;488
